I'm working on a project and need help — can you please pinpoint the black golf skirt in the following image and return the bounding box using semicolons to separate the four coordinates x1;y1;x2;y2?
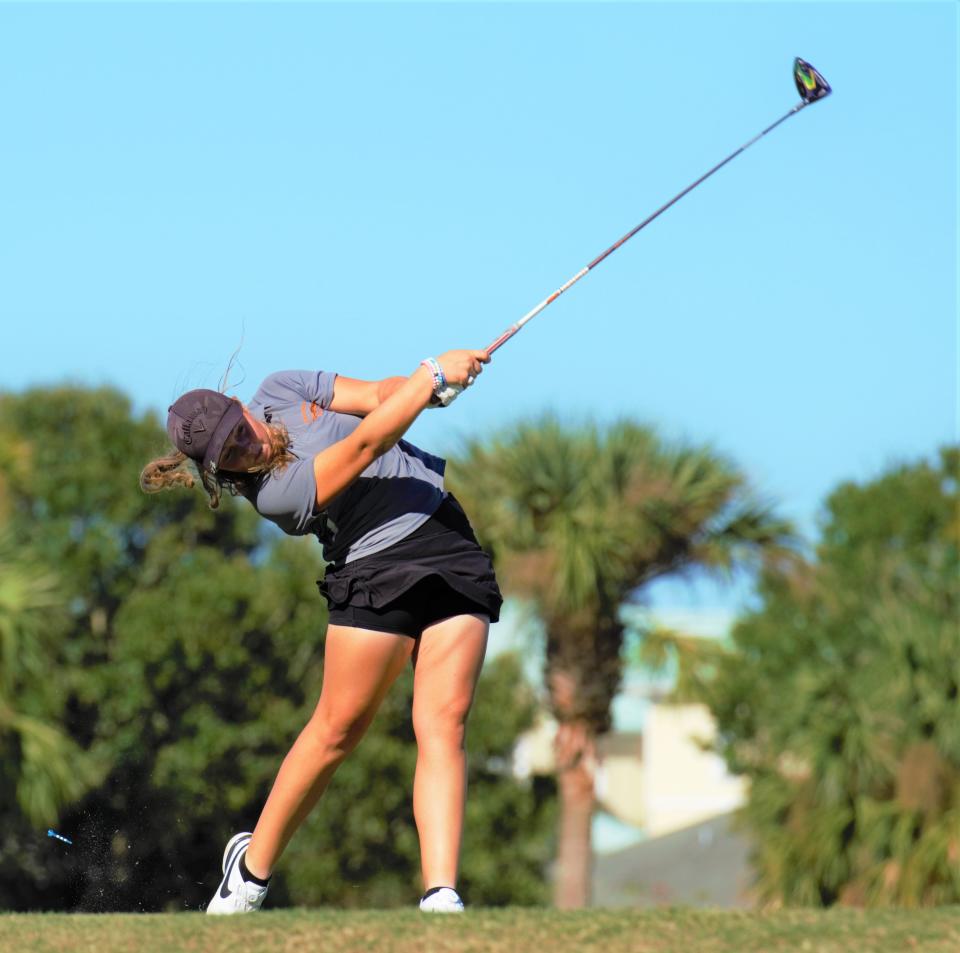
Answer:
318;493;502;638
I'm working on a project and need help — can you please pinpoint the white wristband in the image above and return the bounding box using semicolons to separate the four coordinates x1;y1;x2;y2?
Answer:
420;357;464;407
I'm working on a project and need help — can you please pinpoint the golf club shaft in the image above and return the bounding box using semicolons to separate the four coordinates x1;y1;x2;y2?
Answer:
485;101;809;355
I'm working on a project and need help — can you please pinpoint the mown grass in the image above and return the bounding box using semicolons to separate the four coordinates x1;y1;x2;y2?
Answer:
1;907;959;953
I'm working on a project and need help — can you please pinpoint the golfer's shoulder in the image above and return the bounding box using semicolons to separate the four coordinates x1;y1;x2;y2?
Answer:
254;370;337;408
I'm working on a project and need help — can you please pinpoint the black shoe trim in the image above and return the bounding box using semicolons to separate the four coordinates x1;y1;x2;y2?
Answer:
222;834;251;876
421;886;457;902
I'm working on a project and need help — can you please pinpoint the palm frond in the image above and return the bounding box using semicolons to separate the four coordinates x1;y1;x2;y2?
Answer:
7;711;101;826
0;530;66;696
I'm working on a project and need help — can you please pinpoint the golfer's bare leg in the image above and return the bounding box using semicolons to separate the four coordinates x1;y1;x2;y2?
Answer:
411;613;489;891
244;625;413;878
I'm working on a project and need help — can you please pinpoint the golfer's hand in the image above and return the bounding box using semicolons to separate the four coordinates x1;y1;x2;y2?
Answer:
436;349;490;389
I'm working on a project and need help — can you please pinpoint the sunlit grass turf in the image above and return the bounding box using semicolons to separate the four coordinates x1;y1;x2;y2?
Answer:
1;907;959;953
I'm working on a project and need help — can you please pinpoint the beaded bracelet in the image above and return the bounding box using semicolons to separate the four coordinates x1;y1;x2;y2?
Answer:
420;357;446;397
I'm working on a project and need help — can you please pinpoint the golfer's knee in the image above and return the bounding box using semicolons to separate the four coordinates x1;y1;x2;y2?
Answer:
306;708;370;760
413;698;472;752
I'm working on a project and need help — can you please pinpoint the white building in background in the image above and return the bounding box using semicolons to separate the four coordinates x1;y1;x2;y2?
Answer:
498;599;748;848
640;703;747;837
512;699;746;841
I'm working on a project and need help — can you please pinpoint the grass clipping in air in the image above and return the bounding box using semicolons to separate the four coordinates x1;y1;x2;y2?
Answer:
2;908;960;953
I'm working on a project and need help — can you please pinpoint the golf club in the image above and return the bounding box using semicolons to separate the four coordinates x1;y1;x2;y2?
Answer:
484;57;832;355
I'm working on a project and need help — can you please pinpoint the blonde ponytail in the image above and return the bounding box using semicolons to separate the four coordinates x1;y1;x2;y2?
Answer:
140;450;195;494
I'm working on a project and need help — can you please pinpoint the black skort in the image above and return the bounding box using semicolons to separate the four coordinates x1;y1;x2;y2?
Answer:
318;494;502;638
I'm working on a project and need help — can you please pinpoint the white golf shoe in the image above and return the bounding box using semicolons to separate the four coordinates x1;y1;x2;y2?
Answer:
206;832;269;915
419;886;465;913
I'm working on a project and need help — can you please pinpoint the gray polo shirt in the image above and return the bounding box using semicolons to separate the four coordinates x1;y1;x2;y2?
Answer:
243;370;446;565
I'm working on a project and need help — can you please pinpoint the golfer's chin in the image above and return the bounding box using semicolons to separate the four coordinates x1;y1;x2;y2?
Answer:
244;450;273;474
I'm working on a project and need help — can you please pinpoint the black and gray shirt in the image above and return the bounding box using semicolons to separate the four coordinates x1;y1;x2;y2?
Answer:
243;370;446;565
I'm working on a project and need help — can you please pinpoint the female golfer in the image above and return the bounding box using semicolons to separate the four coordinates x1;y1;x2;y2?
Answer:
140;349;498;914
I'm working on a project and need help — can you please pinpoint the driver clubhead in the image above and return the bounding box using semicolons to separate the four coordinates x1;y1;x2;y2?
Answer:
794;58;832;103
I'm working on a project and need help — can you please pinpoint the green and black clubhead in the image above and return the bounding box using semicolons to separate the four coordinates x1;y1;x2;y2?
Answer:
794;57;832;103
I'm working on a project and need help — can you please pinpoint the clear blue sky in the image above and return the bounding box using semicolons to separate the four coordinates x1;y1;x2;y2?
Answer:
2;2;957;611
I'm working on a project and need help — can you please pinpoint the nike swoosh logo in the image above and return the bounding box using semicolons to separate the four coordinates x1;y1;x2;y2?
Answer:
219;839;249;899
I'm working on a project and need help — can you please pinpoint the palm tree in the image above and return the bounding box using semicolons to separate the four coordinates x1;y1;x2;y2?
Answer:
0;529;97;826
448;416;792;908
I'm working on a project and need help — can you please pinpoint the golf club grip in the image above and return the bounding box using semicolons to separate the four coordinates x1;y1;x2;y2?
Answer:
485;329;516;355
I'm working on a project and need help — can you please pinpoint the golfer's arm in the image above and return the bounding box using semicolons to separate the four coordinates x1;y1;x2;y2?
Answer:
313;368;434;509
329;375;408;416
